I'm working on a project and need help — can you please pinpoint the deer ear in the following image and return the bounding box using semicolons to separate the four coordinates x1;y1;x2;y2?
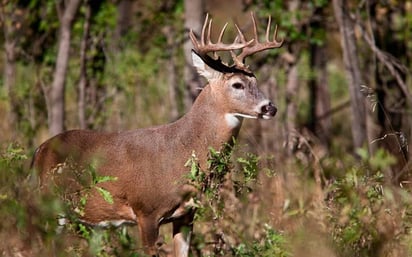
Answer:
191;50;222;81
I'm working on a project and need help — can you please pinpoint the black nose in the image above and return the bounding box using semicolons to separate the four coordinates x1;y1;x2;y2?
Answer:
261;102;277;117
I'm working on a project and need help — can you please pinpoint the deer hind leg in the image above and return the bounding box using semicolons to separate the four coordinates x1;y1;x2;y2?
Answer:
138;216;160;256
173;211;194;257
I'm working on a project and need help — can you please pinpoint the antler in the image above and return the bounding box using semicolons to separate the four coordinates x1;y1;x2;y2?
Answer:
189;13;254;60
190;13;283;72
232;12;284;68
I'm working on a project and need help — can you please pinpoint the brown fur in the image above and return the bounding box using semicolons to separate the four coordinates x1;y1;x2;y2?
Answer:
32;63;276;256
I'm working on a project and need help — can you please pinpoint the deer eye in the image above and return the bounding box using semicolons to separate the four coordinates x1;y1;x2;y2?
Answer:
232;82;244;90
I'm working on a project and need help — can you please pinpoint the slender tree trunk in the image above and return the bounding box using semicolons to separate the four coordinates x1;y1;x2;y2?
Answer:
49;0;81;136
309;43;331;146
308;7;331;147
114;0;132;50
283;0;301;156
333;0;367;151
78;3;91;129
1;3;19;137
284;61;299;155
183;0;204;110
163;25;180;121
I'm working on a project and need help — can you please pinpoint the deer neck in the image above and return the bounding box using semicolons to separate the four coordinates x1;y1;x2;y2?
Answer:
174;85;242;162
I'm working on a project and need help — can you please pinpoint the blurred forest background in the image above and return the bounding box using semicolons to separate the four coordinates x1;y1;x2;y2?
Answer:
1;0;412;256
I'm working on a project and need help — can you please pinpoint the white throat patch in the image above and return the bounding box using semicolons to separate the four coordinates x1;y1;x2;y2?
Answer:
224;113;255;128
225;113;241;129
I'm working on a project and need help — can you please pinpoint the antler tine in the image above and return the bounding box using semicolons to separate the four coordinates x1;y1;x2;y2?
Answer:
217;22;228;43
273;24;283;45
190;13;254;59
200;13;209;45
213;22;230;59
233;13;284;66
207;18;213;44
251;12;259;42
234;23;248;43
266;15;271;42
265;16;282;45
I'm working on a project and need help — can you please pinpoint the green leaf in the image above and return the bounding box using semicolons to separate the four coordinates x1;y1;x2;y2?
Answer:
94;175;118;184
95;186;114;204
355;147;369;161
78;223;91;239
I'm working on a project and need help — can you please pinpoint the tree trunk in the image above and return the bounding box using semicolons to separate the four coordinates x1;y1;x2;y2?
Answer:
49;0;81;136
114;0;132;50
78;3;91;129
1;3;19;138
283;0;301;156
183;0;204;110
308;7;331;147
163;25;180;121
284;61;299;155
333;0;367;151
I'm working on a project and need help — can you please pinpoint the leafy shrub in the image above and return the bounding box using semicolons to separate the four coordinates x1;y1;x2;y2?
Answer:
232;224;290;257
325;148;412;257
187;145;290;256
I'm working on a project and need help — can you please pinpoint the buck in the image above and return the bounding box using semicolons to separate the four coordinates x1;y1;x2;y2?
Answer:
32;13;283;257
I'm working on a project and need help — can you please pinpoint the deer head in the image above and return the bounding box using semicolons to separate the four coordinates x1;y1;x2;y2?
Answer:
189;13;282;124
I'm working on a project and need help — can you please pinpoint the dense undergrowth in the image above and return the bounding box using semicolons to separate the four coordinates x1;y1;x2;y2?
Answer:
1;142;412;257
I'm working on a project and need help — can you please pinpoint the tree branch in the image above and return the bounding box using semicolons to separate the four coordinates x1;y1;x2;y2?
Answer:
349;12;412;103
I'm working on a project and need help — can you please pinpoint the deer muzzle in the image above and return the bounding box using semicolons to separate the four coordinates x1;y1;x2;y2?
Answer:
260;101;277;119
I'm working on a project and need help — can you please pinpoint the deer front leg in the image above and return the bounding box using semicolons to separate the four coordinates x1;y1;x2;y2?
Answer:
138;216;160;256
173;211;194;257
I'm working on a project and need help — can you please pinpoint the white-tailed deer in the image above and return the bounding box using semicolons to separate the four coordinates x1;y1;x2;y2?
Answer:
31;13;283;257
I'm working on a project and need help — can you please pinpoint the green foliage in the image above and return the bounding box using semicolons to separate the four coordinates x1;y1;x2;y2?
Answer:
102;44;172;127
186;146;233;220
356;147;397;171
329;170;382;255
325;149;412;257
11;152;128;256
237;152;260;183
0;143;139;256
256;0;327;44
187;145;290;256
186;144;264;219
71;224;137;257
2;140;412;256
50;160;118;218
0;144;63;255
54;161;140;257
0;143;28;166
89;163;118;205
233;224;290;257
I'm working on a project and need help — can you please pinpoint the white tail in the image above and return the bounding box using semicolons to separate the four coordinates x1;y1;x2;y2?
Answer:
31;13;283;257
